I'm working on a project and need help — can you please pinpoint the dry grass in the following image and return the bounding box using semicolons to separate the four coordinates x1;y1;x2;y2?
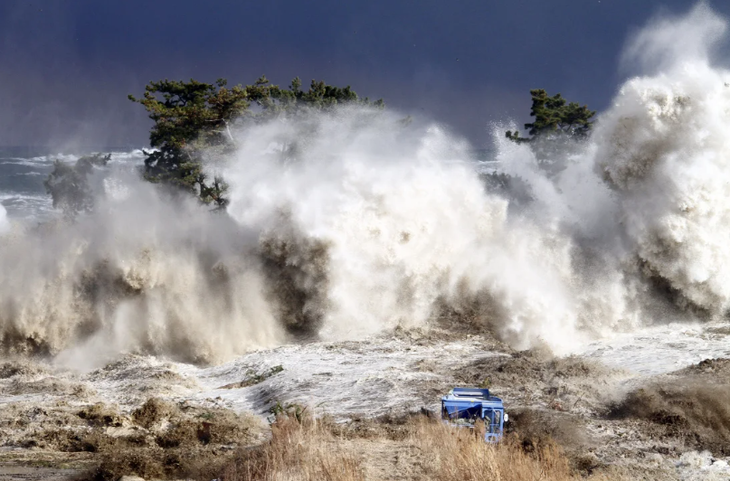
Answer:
219;411;364;481
411;418;580;481
217;412;624;481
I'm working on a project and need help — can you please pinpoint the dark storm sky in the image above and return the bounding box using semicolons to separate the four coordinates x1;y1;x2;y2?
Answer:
0;0;725;149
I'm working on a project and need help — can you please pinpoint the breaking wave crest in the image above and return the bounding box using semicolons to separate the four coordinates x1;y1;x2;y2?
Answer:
2;3;730;366
597;3;730;317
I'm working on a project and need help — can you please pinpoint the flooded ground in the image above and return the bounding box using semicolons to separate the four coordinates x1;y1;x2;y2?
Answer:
2;322;730;480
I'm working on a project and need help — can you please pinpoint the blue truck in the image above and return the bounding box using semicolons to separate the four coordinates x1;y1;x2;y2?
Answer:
441;387;507;442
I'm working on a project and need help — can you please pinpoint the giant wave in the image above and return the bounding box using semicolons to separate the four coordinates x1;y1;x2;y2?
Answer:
0;4;729;368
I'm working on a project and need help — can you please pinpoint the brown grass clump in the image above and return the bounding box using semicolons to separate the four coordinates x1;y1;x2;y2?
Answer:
411;417;580;481
219;410;364;481
217;412;622;481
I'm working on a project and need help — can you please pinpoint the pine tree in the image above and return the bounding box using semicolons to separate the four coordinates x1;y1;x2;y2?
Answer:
130;77;383;207
506;89;595;142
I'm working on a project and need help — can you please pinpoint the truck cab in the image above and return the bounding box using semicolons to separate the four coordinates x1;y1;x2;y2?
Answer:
441;387;506;442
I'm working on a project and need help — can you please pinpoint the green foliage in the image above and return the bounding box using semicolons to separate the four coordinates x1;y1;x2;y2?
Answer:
506;89;596;143
130;76;382;207
44;153;110;217
269;401;307;423
217;365;285;389
481;172;533;207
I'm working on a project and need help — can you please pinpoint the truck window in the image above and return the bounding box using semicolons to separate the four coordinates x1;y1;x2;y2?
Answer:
484;409;502;433
442;403;481;424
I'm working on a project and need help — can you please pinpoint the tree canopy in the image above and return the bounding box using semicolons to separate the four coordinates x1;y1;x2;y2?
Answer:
129;76;383;207
506;89;596;143
44;153;110;218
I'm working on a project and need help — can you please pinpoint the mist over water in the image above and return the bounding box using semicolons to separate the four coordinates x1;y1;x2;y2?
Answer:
0;203;9;234
1;4;729;367
222;111;586;351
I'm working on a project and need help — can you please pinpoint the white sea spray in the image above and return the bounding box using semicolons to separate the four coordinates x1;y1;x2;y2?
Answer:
1;3;729;368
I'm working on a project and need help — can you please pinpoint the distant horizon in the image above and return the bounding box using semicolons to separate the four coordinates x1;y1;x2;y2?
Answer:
0;144;498;156
0;144;145;155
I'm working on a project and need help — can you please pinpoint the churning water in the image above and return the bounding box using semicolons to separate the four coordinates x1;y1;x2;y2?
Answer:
0;4;729;378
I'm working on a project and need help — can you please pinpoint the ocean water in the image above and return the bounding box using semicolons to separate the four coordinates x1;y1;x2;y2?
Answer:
0;147;145;222
0;148;57;222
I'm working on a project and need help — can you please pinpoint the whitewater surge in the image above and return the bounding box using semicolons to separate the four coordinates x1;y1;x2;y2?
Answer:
594;4;730;318
221;111;595;351
1;3;730;366
0;111;589;365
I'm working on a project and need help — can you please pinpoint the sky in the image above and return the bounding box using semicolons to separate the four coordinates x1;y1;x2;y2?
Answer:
0;0;727;150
